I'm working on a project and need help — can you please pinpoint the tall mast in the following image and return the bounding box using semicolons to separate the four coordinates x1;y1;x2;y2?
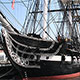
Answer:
33;0;40;34
43;0;48;39
61;0;80;39
68;1;73;38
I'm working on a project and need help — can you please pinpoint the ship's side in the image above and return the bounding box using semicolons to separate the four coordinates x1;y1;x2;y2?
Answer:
0;0;80;79
1;29;80;80
26;60;80;80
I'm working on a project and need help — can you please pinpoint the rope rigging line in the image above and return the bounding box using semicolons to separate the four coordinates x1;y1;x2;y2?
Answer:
25;0;40;34
35;15;43;33
57;0;75;38
0;0;28;4
32;0;40;34
0;68;14;79
34;1;43;34
33;14;57;41
48;13;60;37
20;0;28;9
0;0;23;29
21;1;34;33
24;0;37;34
35;12;57;41
29;0;39;33
27;0;59;40
20;0;31;33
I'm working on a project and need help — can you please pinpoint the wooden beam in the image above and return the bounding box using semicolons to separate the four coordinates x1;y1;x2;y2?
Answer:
31;8;80;13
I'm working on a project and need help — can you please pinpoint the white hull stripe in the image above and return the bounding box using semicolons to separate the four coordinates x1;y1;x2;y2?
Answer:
40;55;72;62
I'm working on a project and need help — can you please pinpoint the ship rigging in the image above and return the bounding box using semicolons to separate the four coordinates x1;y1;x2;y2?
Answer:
0;0;80;80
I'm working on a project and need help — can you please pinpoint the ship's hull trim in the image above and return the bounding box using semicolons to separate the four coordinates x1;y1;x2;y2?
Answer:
22;72;80;80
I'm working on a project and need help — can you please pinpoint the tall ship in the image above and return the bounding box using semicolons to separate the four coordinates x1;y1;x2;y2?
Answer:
0;0;80;80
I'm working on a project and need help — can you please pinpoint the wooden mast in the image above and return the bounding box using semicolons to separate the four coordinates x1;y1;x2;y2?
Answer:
43;0;48;39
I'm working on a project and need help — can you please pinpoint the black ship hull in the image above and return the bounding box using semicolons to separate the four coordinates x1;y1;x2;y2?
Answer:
1;29;80;80
0;66;21;80
19;59;80;80
0;58;80;80
27;61;80;77
2;44;80;80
